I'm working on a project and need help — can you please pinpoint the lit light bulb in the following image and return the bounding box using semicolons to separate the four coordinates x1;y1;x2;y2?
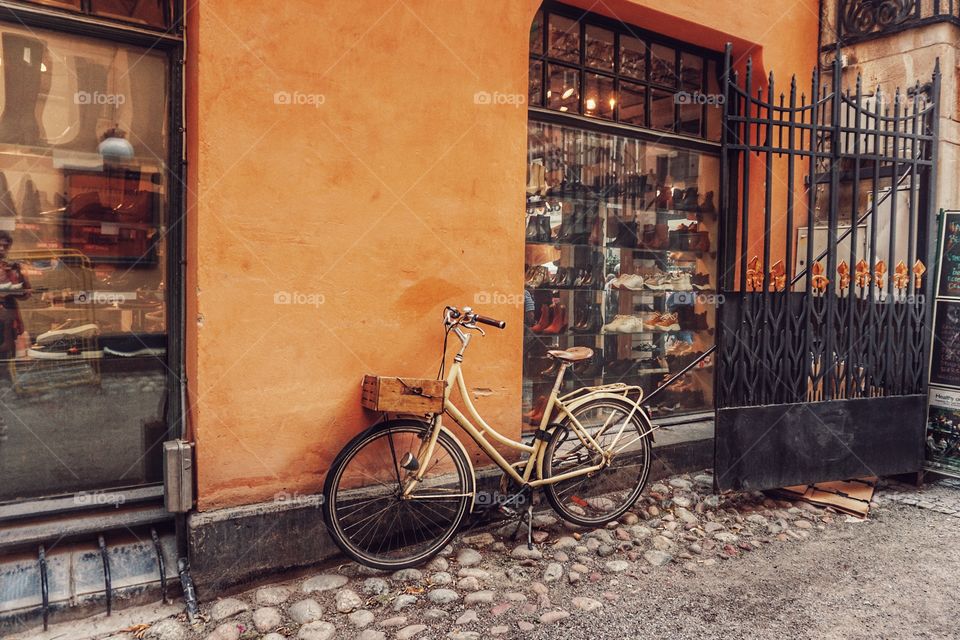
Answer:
585;98;597;110
559;106;569;112
608;97;616;109
561;87;575;100
547;90;552;98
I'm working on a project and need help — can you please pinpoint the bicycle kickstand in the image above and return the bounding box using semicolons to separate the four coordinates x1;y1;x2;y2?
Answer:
510;502;534;550
525;503;534;550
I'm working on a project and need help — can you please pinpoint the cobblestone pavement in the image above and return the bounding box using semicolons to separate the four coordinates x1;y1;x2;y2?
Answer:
32;471;960;640
881;475;960;517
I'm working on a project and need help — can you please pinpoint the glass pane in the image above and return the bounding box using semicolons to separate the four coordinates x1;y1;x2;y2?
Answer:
584;25;614;71
523;123;720;425
90;0;168;27
548;14;580;63
680;53;703;92
530;10;543;55
650;43;677;86
529;59;543;107
620;35;646;80
705;59;722;141
619;81;646;126
650;88;675;131
678;101;703;137
547;64;579;113
583;73;614;120
0;23;170;503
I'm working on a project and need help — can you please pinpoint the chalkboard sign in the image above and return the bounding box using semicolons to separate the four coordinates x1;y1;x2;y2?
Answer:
937;212;960;298
931;300;960;388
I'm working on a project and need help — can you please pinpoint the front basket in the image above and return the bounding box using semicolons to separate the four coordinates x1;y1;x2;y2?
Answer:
361;375;445;414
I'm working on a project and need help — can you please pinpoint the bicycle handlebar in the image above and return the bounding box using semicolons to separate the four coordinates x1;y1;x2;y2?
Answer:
473;314;506;329
444;305;506;330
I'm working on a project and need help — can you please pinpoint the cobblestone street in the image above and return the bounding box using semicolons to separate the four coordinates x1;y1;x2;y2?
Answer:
19;472;960;640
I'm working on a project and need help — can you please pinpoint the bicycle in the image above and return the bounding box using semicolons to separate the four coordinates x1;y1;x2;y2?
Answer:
322;305;657;569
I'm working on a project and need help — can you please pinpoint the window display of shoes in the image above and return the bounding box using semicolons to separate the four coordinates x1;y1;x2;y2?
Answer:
524;121;718;424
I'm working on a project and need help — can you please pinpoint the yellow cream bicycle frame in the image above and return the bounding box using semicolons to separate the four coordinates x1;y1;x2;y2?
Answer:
401;327;652;500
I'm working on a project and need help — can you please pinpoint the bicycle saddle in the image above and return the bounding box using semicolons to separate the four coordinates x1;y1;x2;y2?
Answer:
546;346;594;362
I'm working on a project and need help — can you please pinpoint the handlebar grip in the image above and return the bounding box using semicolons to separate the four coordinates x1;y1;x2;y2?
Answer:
475;314;506;329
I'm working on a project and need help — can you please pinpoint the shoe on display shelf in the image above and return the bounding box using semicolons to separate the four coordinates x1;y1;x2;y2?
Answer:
27;340;102;360
101;333;166;358
36;322;99;344
652;313;681;332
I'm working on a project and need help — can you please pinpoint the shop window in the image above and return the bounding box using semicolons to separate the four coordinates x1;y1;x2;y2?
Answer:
525;6;723;424
529;5;720;139
0;21;172;503
524;122;720;425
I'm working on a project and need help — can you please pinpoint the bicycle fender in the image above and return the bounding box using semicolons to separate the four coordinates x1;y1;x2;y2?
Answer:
560;393;656;442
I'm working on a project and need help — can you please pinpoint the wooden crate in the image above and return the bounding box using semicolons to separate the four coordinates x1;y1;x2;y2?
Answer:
361;375;445;414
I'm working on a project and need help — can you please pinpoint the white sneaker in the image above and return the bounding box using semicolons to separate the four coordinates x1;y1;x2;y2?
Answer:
674;273;693;291
601;315;629;333
618;274;646;290
36;323;100;345
619;315;645;333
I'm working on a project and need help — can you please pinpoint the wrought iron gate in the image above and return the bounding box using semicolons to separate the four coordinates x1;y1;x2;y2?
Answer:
713;46;941;491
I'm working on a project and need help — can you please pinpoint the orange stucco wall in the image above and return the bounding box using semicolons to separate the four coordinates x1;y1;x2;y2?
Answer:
185;0;820;511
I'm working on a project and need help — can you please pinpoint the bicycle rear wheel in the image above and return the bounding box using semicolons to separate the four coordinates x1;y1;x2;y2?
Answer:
322;420;473;569
541;398;651;527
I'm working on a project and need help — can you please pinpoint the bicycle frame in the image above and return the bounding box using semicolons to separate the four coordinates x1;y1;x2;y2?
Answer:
402;327;653;499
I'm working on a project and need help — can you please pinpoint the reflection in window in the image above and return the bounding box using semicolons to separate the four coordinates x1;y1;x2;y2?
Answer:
0;23;170;503
620;36;646;80
585;25;614;71
547;65;579;112
548;15;580;63
584;73;615;120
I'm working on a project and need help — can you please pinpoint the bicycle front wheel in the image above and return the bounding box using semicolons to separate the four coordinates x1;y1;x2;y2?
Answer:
322;420;473;570
541;398;651;527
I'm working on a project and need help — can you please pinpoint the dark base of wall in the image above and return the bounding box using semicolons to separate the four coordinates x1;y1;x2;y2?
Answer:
188;428;714;593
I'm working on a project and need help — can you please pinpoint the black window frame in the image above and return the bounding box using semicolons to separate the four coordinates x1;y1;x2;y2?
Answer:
530;1;723;142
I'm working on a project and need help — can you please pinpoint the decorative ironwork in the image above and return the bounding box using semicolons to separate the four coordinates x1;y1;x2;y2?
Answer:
832;0;960;46
716;45;940;409
841;0;917;39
